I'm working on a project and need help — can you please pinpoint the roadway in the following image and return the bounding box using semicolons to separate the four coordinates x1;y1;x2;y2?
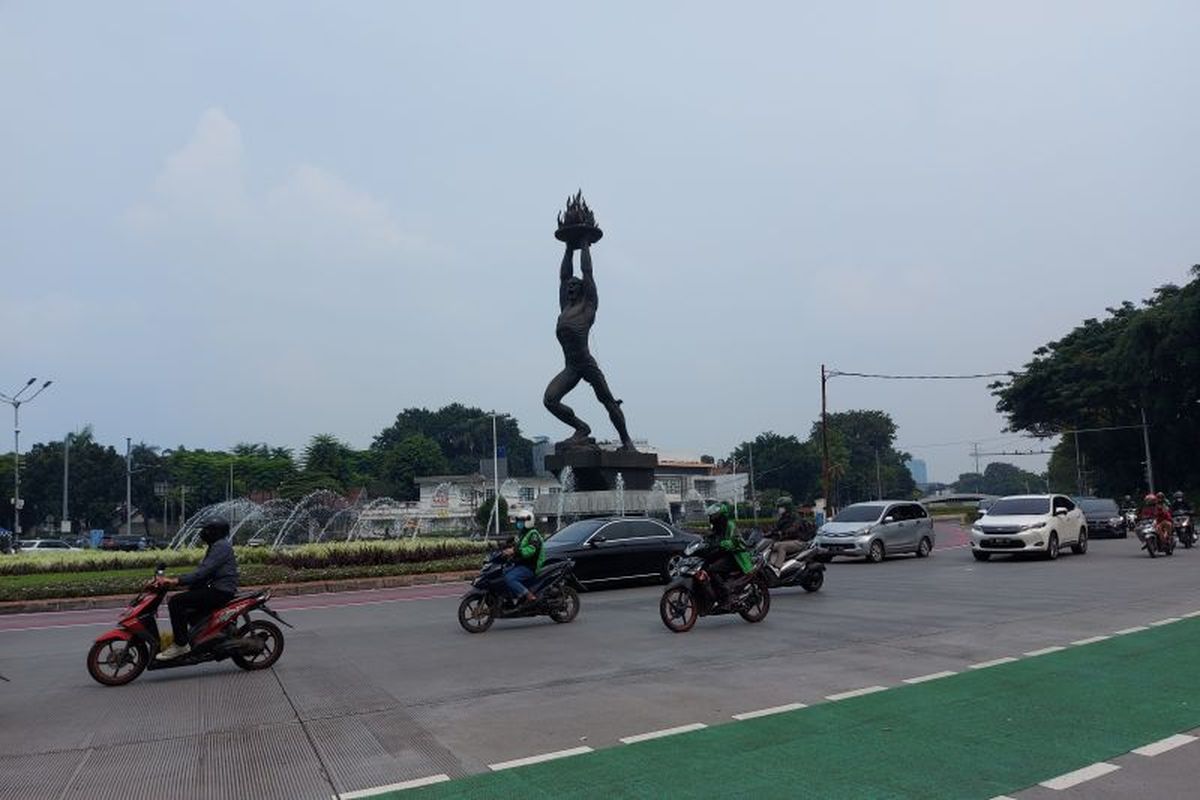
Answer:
3;523;1200;799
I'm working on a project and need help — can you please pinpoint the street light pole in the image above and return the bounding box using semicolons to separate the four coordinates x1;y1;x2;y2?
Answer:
61;432;70;535
1141;406;1155;494
0;378;53;538
125;437;133;536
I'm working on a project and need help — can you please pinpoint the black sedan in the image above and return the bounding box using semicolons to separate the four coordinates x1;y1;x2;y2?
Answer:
542;517;701;587
1075;497;1127;539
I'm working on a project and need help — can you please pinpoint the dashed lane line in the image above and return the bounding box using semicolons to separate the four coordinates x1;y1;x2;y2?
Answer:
1071;635;1111;646
620;723;707;744
903;670;958;684
968;657;1019;670
1132;733;1198;757
1038;762;1120;790
488;746;594;771
732;702;807;720
336;774;451;799
1024;646;1067;657
826;686;887;701
1114;626;1149;635
1150;617;1182;626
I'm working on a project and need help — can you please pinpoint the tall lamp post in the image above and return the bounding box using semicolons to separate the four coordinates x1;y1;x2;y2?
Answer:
0;378;53;538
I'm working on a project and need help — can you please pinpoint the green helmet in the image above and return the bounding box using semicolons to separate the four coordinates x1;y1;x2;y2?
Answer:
706;501;731;521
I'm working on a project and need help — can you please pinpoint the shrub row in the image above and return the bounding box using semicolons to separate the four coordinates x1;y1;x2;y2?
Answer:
0;538;487;577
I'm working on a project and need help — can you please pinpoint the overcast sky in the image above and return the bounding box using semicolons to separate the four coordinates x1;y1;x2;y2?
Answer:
4;2;1198;483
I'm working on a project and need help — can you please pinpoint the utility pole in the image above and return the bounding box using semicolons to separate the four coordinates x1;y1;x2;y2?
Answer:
820;365;831;510
491;413;500;536
874;448;883;500
971;442;981;493
126;437;133;536
748;440;756;516
1073;430;1083;497
1141;406;1155;493
61;432;70;535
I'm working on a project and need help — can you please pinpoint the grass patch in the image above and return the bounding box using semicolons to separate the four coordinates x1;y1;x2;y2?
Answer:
0;555;481;602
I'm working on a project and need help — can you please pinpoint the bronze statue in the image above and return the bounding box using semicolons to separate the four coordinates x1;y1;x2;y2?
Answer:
545;193;636;451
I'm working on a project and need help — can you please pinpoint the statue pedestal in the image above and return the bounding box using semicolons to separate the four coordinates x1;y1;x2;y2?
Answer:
544;448;658;492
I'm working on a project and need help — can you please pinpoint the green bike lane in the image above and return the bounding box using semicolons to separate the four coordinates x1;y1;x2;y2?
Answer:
390;618;1200;800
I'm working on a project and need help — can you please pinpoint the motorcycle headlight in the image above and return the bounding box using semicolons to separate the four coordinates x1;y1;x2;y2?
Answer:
685;541;702;555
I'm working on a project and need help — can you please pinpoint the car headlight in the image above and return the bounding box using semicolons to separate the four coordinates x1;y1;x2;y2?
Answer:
1109;517;1123;525
971;525;983;533
1021;521;1047;531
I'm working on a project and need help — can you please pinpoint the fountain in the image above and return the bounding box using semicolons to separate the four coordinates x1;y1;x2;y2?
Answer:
554;466;575;531
650;481;673;525
615;472;625;517
270;490;350;548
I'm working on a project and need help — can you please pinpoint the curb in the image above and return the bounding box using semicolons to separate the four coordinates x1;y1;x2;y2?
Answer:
0;570;476;616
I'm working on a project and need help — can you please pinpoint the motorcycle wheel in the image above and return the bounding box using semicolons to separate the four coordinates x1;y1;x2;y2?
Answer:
87;639;148;687
660;586;698;633
1146;538;1158;558
800;569;824;593
549;587;580;624
738;578;771;623
458;594;495;634
232;620;285;671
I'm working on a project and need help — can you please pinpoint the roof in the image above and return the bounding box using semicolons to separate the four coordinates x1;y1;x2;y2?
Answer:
415;473;486;484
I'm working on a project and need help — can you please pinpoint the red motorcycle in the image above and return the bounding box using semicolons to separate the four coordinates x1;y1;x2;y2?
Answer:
86;563;291;686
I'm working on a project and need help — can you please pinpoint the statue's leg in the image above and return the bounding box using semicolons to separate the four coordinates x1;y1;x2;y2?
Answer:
584;363;635;449
544;367;591;439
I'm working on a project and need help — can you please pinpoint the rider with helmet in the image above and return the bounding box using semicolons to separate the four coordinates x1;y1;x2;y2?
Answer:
1170;491;1192;515
157;521;239;661
1139;493;1174;546
704;502;753;602
765;496;807;574
502;509;543;606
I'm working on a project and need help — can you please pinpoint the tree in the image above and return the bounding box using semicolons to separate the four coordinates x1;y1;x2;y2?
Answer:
729;432;820;505
994;265;1200;496
373;434;448;500
372;404;534;476
810;411;916;503
952;462;1047;495
4;427;126;533
475;495;509;532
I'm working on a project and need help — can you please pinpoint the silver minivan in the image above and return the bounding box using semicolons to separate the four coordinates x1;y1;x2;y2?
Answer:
815;501;936;562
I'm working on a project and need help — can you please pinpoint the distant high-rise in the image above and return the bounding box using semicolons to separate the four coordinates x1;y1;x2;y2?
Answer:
906;458;929;486
531;436;553;478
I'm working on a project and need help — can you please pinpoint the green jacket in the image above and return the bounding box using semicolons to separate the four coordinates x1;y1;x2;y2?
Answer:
712;519;753;574
515;527;545;572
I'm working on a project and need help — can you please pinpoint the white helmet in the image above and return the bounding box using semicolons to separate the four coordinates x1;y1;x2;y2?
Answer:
513;508;535;528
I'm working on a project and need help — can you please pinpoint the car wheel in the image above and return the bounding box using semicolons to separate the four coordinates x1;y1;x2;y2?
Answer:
661;556;679;584
1046;533;1059;560
1071;528;1088;555
916;537;932;558
866;539;885;563
972;551;991;562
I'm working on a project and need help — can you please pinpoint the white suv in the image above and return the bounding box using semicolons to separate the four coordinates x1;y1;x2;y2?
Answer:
970;494;1087;561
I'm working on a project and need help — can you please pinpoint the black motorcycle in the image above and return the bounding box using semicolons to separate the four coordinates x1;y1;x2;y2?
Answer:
456;552;583;633
659;538;770;632
752;533;826;592
1174;509;1196;548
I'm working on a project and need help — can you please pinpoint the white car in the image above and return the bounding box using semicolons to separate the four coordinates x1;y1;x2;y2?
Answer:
17;538;81;552
970;494;1088;561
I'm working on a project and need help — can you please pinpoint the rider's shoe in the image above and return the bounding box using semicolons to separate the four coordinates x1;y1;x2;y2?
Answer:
156;643;190;661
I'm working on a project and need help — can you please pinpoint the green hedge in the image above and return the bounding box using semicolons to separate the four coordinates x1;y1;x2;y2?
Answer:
0;538;487;577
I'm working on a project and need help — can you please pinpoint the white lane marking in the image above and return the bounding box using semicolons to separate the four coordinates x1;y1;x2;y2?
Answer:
337;774;451;798
1024;646;1067;657
488;746;593;770
968;657;1018;670
1114;626;1149;635
989;796;1018;800
1071;635;1111;646
903;670;957;684
1132;733;1198;757
0;620;114;634
1182;610;1200;618
1150;618;1182;626
826;686;887;701
619;723;707;744
732;703;807;720
1039;761;1120;790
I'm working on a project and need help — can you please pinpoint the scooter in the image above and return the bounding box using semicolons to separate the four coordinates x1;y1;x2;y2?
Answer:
457;552;583;633
753;535;827;592
659;538;771;632
86;563;291;686
1174;511;1196;549
1136;519;1175;558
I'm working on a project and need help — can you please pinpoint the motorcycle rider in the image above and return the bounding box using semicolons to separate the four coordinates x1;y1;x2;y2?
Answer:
766;496;806;575
1139;493;1174;547
1171;491;1192;515
157;521;239;661
501;509;543;607
704;501;753;603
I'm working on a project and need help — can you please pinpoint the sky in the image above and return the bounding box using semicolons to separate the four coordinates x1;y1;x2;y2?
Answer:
3;2;1198;484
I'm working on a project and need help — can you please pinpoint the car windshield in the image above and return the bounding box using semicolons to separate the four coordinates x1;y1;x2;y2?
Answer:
988;497;1051;516
546;519;606;545
833;504;886;523
1077;498;1118;515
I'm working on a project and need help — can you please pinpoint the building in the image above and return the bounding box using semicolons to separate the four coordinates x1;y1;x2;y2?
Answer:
906;458;929;486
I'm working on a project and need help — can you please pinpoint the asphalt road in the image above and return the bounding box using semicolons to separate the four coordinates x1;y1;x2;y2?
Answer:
3;523;1200;799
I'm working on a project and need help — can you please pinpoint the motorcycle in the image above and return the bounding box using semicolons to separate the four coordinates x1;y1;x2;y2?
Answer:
86;563;291;687
1136;518;1175;558
752;534;827;592
1122;509;1138;537
457;552;583;633
659;538;771;632
1173;510;1196;549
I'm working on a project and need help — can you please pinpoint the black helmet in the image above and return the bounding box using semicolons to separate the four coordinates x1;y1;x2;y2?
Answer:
199;521;230;545
1174;491;1185;501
